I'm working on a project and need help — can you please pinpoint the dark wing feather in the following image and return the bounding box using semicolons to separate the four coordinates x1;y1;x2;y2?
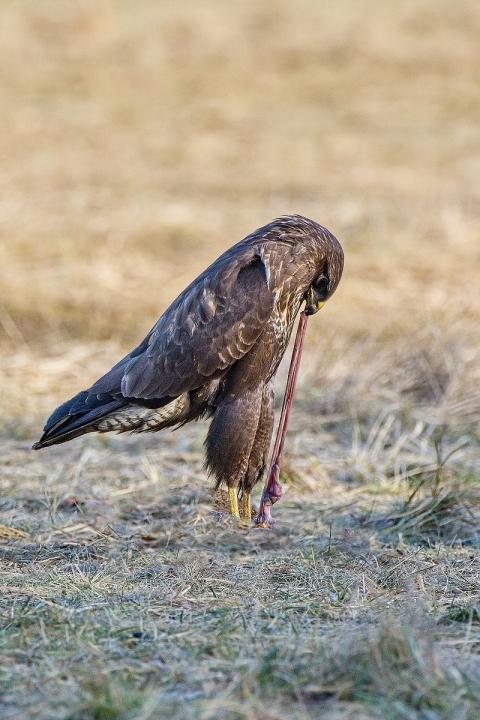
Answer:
120;251;274;400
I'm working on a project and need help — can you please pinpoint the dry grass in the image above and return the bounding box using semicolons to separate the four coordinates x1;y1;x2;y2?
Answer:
1;1;479;718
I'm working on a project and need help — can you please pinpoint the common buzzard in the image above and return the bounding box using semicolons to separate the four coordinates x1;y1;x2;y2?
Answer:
34;215;344;523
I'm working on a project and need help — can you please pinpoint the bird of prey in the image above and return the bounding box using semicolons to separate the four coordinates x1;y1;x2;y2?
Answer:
34;215;344;522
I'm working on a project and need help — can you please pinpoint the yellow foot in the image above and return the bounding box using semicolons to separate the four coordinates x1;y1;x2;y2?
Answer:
228;487;240;518
239;492;252;521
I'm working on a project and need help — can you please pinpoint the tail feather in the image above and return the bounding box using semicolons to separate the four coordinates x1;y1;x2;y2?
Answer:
33;391;126;449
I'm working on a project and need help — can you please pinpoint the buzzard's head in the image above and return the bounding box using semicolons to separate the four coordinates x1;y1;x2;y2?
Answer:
304;235;344;315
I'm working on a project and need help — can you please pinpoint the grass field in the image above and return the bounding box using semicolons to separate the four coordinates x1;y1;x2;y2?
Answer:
1;1;479;718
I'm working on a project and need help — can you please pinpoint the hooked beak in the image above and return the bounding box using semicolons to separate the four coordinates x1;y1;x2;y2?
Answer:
304;287;326;316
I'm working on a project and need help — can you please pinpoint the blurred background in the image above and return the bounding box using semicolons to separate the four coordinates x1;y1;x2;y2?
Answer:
0;0;479;431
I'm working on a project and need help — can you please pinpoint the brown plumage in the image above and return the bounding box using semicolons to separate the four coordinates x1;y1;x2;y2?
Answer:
33;215;344;519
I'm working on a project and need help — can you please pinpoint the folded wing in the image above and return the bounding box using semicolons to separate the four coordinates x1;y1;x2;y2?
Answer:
119;251;274;400
34;250;274;448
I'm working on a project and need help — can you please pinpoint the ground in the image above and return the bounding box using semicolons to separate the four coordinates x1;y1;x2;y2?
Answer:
1;1;479;718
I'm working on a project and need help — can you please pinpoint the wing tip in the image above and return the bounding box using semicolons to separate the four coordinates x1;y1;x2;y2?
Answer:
32;435;54;450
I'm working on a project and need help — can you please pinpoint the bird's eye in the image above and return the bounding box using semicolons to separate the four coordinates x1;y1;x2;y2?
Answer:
313;274;329;301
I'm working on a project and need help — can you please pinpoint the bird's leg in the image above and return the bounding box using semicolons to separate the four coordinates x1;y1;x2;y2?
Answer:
206;384;264;522
239;491;252;520
256;312;309;529
228;486;240;518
